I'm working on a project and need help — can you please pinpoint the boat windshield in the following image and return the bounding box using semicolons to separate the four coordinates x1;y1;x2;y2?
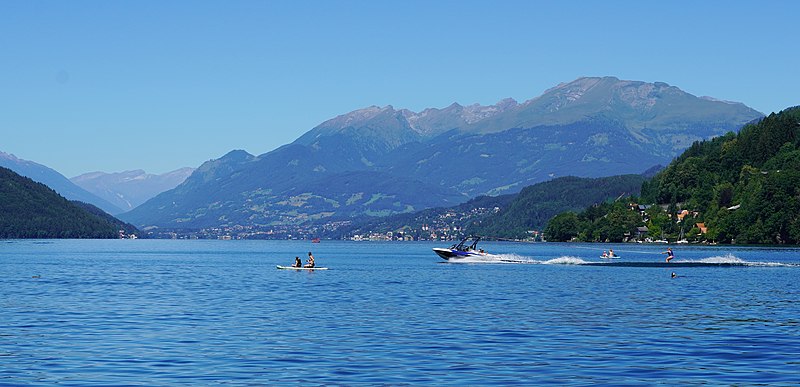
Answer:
469;237;481;250
454;236;481;251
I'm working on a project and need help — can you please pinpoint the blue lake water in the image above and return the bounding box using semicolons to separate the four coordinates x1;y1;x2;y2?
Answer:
2;239;800;385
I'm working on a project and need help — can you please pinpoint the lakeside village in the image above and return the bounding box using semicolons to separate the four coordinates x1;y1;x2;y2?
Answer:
624;203;707;243
142;200;709;243
143;221;495;242
141;205;543;241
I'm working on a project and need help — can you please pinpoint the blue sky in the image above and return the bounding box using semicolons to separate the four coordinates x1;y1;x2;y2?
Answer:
1;1;797;177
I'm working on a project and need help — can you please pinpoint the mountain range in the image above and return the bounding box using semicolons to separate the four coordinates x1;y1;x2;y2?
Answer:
70;168;195;213
0;151;193;215
120;76;763;230
0;151;122;215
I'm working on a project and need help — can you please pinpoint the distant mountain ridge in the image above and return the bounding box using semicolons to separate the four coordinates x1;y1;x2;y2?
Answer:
71;167;194;213
126;149;463;229
0;151;123;215
122;76;764;230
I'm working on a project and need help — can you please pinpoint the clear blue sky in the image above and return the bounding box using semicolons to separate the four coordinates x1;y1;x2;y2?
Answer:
1;0;797;177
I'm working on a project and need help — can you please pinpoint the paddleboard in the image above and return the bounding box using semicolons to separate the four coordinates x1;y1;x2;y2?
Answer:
600;256;621;259
277;265;328;270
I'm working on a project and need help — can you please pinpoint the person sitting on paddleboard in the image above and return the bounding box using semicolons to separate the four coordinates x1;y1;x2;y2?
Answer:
304;252;315;268
293;256;302;268
609;249;616;257
663;247;674;262
601;250;608;258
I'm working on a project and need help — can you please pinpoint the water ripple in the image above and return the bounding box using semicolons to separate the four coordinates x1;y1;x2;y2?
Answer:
2;240;800;385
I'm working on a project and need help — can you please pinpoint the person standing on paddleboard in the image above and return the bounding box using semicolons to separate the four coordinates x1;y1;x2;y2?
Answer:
663;247;674;262
304;252;315;268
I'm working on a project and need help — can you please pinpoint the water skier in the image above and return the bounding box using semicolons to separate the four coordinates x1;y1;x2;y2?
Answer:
663;247;674;262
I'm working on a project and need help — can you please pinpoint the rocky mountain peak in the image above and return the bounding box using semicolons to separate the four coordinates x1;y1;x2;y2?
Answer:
495;97;519;110
71;169;145;183
0;151;20;161
540;76;611;96
523;76;694;114
318;105;398;130
398;98;520;135
220;149;255;161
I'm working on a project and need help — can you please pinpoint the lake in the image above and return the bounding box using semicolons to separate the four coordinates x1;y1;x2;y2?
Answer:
2;239;799;385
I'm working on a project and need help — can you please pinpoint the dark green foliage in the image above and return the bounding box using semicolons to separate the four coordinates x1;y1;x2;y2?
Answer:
573;106;800;244
0;167;136;238
71;201;140;236
652;107;800;244
544;212;580;241
570;200;644;243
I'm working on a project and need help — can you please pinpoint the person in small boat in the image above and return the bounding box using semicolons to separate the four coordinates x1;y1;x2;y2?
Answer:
292;256;302;268
663;247;674;262
304;251;315;268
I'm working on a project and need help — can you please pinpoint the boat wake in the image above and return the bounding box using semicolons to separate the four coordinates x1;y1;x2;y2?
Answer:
444;253;797;267
580;253;796;268
539;256;590;265
684;254;795;267
444;253;535;264
444;255;590;265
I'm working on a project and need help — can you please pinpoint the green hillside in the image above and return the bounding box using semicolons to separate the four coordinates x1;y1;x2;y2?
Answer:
549;106;800;244
0;166;137;238
468;174;647;239
71;200;140;237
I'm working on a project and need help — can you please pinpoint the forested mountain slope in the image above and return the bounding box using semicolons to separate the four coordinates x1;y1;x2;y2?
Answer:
0;167;137;238
547;106;800;244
